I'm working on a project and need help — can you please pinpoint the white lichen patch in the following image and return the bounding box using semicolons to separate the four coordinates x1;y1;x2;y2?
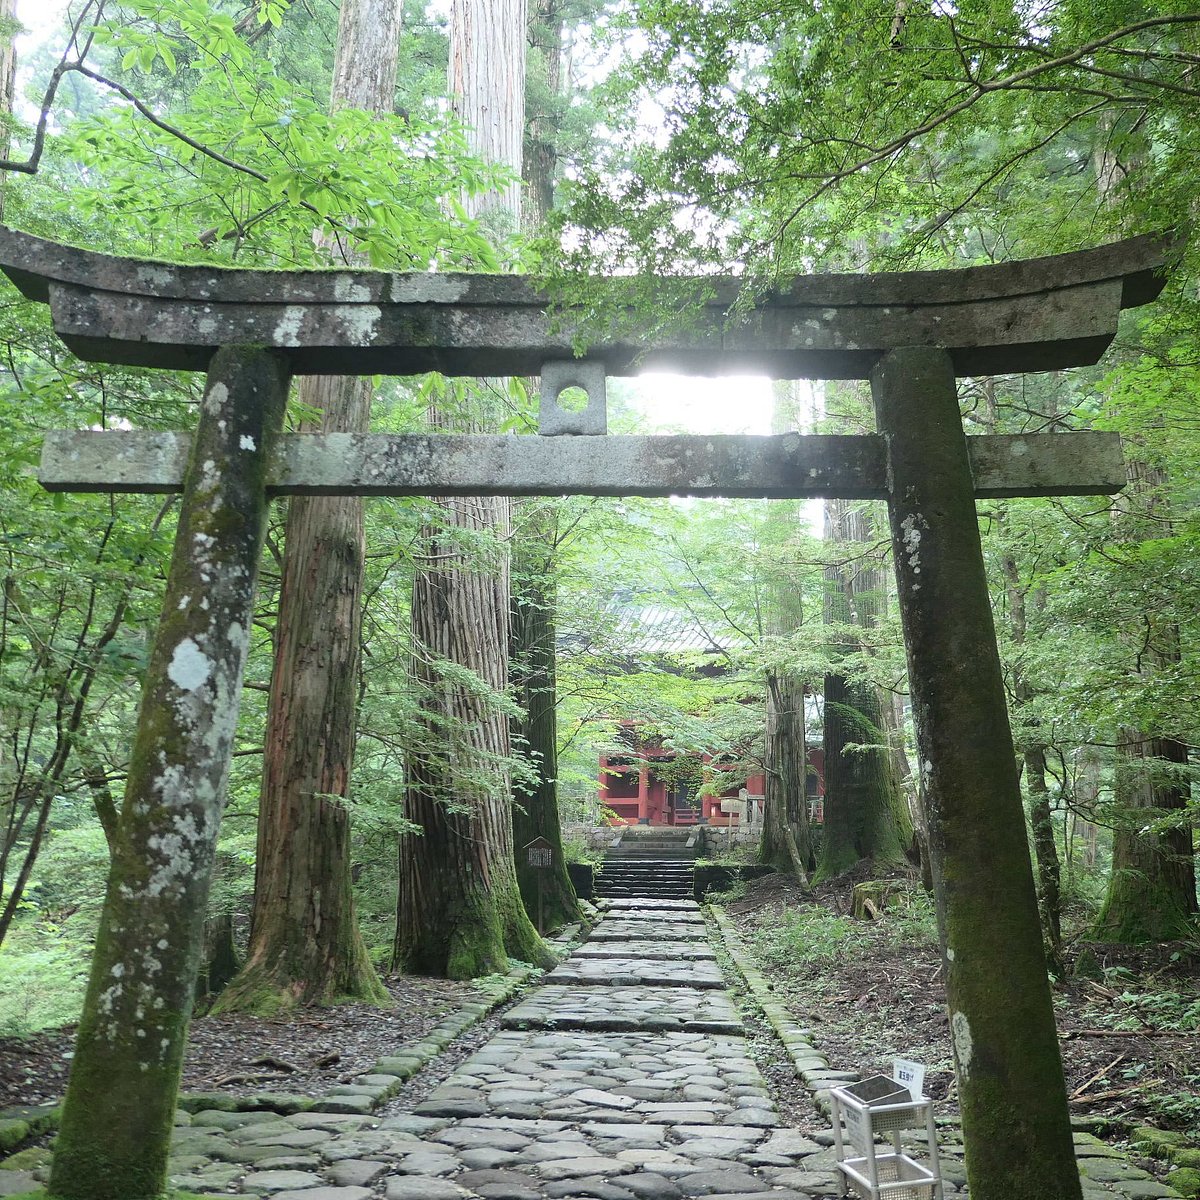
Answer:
275;306;308;347
97;982;123;1016
333;303;382;346
334;275;372;304
204;381;229;416
1009;439;1029;457
900;514;923;572
145;811;206;898
167;637;212;692
920;758;934;790
135;266;177;291
239;434;257;451
951;1010;974;1076
390;274;468;304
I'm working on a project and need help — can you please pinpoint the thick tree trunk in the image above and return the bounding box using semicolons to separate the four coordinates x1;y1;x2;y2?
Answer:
395;0;549;977
511;502;583;931
760;384;816;881
761;671;813;881
1026;745;1065;972
1093;459;1197;942
449;0;528;225
507;5;579;931
49;348;289;1200
1094;730;1196;942
214;0;401;1015
395;490;551;975
818;497;911;880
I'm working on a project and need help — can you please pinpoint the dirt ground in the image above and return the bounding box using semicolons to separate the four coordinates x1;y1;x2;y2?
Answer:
0;973;474;1111
725;868;1200;1136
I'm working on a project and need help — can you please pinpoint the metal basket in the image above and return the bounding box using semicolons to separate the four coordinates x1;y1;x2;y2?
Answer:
836;1076;924;1152
840;1151;937;1200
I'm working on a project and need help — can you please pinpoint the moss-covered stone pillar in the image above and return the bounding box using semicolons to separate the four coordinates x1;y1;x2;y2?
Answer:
49;347;290;1200
871;346;1080;1200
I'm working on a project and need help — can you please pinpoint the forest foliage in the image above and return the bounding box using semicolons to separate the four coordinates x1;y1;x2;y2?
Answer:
0;0;1198;1031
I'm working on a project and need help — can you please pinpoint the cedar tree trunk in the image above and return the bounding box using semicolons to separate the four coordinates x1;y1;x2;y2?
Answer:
818;497;911;880
511;502;583;930
394;0;550;977
214;0;401;1014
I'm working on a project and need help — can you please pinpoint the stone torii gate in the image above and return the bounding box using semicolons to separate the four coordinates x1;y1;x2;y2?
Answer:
0;225;1169;1200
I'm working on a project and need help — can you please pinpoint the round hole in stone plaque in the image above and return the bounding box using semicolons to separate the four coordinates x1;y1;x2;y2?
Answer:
556;385;590;413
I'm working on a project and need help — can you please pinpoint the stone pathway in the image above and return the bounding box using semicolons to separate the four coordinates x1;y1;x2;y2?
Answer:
178;898;856;1199
1;897;1185;1199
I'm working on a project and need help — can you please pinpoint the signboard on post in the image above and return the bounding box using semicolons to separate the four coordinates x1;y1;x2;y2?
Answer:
523;837;554;935
524;836;554;869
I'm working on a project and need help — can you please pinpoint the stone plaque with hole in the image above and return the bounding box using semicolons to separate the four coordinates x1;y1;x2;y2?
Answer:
539;360;607;435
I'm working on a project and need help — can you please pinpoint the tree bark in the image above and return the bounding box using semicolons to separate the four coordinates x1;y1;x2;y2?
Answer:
818;497;911;880
395;0;550;977
761;670;813;881
396;486;551;975
1095;728;1197;942
215;0;401;1015
511;501;583;931
760;382;815;881
1093;459;1197;942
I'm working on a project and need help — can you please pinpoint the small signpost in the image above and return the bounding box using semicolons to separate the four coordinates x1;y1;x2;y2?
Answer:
524;836;554;934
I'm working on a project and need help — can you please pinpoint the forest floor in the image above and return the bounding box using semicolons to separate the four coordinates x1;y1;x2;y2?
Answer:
723;867;1200;1141
0;973;475;1111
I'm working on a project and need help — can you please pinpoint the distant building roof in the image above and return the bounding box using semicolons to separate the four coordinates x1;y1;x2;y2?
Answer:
613;603;735;655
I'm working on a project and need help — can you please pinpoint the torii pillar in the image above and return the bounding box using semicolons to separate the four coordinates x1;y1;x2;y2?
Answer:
0;224;1171;1200
874;345;1079;1195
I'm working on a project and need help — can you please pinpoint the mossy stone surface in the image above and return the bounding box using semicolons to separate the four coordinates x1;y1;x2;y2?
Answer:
0;1149;52;1174
1133;1127;1193;1157
1167;1167;1200;1198
0;1126;30;1156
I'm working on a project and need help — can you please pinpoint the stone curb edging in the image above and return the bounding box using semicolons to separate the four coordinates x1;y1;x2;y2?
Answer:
706;905;848;1120
0;965;534;1159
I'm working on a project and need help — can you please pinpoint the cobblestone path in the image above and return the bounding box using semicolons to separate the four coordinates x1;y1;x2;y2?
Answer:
5;897;1180;1199
166;898;859;1200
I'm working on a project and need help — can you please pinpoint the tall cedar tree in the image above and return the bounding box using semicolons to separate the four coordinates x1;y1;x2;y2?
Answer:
213;0;400;1014
509;0;583;931
759;381;814;880
394;0;552;977
819;496;912;880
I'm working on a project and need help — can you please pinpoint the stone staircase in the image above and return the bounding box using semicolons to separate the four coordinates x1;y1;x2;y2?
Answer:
593;827;699;900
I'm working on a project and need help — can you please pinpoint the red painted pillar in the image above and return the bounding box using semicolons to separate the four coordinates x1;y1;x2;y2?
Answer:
637;761;650;824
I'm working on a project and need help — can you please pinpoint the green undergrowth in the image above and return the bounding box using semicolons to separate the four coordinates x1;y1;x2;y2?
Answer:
746;882;939;974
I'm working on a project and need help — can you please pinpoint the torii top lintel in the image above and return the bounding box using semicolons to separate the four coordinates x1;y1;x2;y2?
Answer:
0;226;1170;380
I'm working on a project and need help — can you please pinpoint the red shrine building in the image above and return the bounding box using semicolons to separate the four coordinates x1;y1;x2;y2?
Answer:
598;722;825;828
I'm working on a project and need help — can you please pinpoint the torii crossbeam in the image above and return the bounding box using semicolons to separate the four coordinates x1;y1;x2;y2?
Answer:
0;224;1171;1200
